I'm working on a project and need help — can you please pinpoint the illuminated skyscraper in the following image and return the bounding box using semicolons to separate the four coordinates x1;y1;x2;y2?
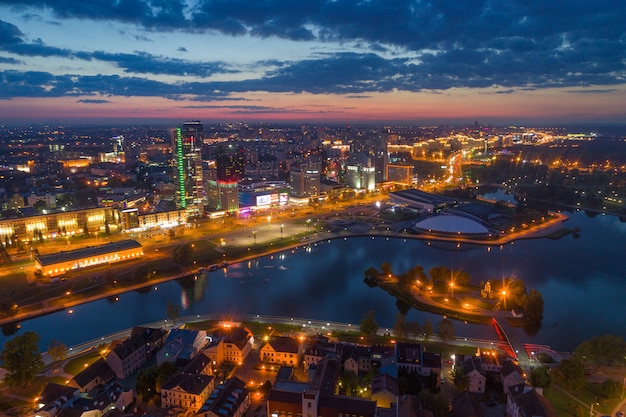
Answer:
214;144;246;182
173;121;204;211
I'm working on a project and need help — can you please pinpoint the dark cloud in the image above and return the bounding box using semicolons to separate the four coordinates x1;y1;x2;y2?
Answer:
77;99;110;103
83;50;236;77
0;55;21;64
177;46;187;52
2;1;626;96
0;19;24;44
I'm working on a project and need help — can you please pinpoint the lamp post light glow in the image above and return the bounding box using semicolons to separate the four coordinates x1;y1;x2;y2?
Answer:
502;290;507;309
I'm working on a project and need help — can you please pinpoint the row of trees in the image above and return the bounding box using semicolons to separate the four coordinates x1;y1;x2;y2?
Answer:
360;310;455;343
364;263;471;293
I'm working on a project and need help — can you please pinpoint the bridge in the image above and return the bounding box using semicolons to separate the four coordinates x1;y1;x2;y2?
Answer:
493;316;533;367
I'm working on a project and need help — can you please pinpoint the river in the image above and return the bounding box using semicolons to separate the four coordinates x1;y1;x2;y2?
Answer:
2;190;625;353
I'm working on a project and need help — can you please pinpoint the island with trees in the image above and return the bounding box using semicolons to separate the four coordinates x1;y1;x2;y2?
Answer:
364;262;544;327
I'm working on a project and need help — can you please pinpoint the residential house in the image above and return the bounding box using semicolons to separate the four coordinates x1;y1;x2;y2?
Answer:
196;377;250;417
506;386;558;417
259;336;301;366
371;373;399;408
501;360;526;394
396;342;423;376
106;333;147;379
69;358;115;392
421;352;442;378
156;328;208;365
161;373;215;412
461;357;486;394
183;351;213;376
267;358;377;417
479;352;501;373
130;326;168;354
30;383;79;417
450;391;480;417
342;345;373;374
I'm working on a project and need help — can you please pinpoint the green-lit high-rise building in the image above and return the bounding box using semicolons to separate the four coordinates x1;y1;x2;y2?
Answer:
172;121;204;211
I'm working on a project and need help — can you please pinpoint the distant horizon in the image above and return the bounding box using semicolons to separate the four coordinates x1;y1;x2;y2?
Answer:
2;117;626;131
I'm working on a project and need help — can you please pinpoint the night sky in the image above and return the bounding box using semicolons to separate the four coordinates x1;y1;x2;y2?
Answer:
1;0;625;124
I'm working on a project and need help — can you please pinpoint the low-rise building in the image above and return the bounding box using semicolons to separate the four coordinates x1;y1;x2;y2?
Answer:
197;377;250;417
161;373;215;412
260;336;301;366
34;239;143;278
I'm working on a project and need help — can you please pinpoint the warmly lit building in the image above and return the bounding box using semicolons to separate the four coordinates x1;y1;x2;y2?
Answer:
267;358;377;417
260;336;302;366
34;239;143;278
0;206;118;242
161;373;215;412
290;168;320;199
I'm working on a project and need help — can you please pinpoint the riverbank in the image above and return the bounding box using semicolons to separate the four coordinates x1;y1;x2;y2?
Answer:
0;209;568;328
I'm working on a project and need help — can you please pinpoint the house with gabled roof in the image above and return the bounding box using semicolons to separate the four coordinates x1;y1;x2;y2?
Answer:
30;382;80;417
106;333;146;379
259;336;302;366
156;328;208;365
268;358;376;417
461;356;486;394
506;386;558;417
501;360;526;393
371;373;399;408
196;377;250;417
183;351;213;376
161;373;215;412
69;358;115;392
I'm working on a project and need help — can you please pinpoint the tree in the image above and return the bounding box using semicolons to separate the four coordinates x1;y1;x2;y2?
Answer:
524;289;544;323
600;378;623;399
131;265;150;283
405;320;421;340
436;318;455;343
341;370;359;396
575;334;626;366
552;357;586;390
451;367;469;392
360;310;378;339
155;361;178;395
136;366;159;402
529;365;551;389
166;301;181;326
380;262;393;277
48;339;67;365
173;243;194;264
423;319;433;342
393;313;408;341
0;331;44;387
419;390;450;417
428;266;451;283
0;244;11;265
363;266;380;287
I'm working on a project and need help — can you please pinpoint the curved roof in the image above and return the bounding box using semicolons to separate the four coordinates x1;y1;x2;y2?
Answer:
413;214;489;234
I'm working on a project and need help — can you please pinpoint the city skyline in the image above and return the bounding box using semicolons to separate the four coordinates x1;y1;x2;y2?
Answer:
1;1;626;125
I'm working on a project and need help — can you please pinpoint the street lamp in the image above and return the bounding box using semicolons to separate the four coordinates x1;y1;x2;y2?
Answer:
450;282;454;297
501;290;507;309
280;224;284;238
252;230;257;245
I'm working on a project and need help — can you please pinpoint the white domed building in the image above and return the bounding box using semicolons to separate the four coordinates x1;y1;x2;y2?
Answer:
411;214;492;237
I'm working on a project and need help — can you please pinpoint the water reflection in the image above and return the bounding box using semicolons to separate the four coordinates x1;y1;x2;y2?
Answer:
1;196;625;353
